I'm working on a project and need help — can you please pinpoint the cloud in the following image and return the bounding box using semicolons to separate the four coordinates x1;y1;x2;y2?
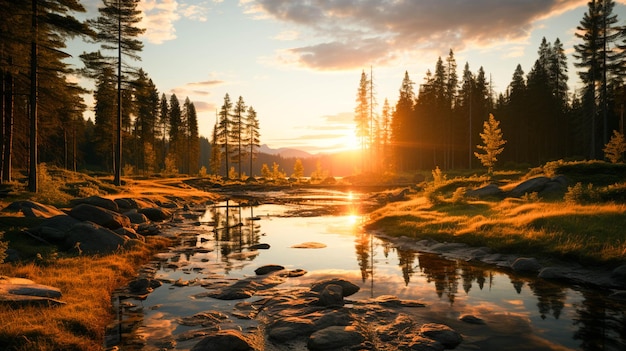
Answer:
244;0;587;70
139;0;180;44
140;1;215;44
188;80;225;87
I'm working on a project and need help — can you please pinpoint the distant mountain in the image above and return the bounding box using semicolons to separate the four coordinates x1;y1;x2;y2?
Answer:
259;144;313;159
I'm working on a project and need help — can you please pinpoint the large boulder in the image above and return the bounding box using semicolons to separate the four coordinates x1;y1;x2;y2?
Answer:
69;203;130;230
466;184;503;199
311;278;360;297
70;196;119;212
509;177;551;197
3;201;64;218
419;323;462;348
307;325;365;351
191;330;257;351
30;215;81;241
138;207;171;222
64;221;128;255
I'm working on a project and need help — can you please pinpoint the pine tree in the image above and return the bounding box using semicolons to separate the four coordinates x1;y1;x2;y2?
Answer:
293;159;304;179
474;114;506;174
603;130;626;163
168;94;182;173
186;99;199;174
158;93;169;170
231;96;246;178
574;0;625;158
391;71;415;170
84;0;145;185
218;94;233;178
355;70;370;162
244;106;260;177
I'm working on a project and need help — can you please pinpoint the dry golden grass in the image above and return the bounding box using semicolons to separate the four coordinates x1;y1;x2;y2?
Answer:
0;235;172;351
366;194;626;264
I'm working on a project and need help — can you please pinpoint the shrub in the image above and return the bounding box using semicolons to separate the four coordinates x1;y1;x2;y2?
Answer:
564;182;599;204
0;233;7;263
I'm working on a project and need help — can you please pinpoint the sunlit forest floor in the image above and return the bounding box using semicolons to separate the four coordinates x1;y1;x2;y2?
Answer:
1;161;625;350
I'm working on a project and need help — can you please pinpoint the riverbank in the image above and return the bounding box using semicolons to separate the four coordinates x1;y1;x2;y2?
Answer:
1;166;626;350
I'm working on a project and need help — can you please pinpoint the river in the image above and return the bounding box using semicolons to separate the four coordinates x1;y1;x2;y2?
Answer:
107;188;626;350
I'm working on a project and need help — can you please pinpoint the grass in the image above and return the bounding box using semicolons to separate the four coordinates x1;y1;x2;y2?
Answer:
366;191;626;266
0;236;172;351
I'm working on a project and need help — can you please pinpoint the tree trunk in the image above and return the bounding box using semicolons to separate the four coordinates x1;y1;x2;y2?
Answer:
28;0;38;192
2;65;13;183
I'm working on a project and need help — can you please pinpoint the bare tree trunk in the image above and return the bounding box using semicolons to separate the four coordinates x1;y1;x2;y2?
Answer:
2;63;13;183
28;0;38;192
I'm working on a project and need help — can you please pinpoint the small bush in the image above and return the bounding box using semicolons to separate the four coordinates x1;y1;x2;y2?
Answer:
564;182;599;204
0;233;7;263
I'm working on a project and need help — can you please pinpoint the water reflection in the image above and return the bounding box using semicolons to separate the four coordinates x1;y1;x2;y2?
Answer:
114;193;626;350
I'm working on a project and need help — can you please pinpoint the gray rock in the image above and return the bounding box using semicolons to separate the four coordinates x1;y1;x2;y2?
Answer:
611;265;626;280
509;176;551;197
419;323;462;348
30;215;81;241
128;278;162;295
124;210;149;224
70;196;119;212
511;257;542;273
254;264;284;275
248;243;270;250
460;314;485;324
307;325;365;351
115;227;145;242
466;184;503;198
69;203;130;230
269;316;317;341
408;336;445;351
138;207;172;222
64;221;128;255
311;278;360;297
318;284;344;306
3;200;64;218
191;329;256;351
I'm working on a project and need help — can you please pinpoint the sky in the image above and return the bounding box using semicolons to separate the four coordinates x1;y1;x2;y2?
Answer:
68;0;626;154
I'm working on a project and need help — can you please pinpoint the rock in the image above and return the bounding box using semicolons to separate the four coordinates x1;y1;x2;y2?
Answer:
0;277;64;307
538;267;570;280
3;200;64;218
466;184;503;198
69;204;130;230
191;329;256;351
64;221;128;255
128;278;162;295
254;264;285;275
114;227;145;242
138;207;171;222
30;215;81;241
408;336;445;351
124;210;149;224
291;242;327;249
509;176;551;197
318;284;344;306
70;196;119;212
269;317;317;341
419;323;462;348
460;314;485;324
311;279;360;297
511;257;542;273
179;311;229;327
248;243;270;250
611;265;626;280
307;325;365;351
609;291;626;301
202;275;285;300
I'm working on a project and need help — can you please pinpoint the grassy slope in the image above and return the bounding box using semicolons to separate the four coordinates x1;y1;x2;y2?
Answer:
366;168;626;266
0;170;217;351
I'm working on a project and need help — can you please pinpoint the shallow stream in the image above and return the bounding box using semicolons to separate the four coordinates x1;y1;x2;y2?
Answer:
109;189;626;350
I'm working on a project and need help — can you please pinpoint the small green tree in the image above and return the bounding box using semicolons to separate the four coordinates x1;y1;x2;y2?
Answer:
603;130;626;163
293;159;304;180
474;114;506;174
261;163;271;179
